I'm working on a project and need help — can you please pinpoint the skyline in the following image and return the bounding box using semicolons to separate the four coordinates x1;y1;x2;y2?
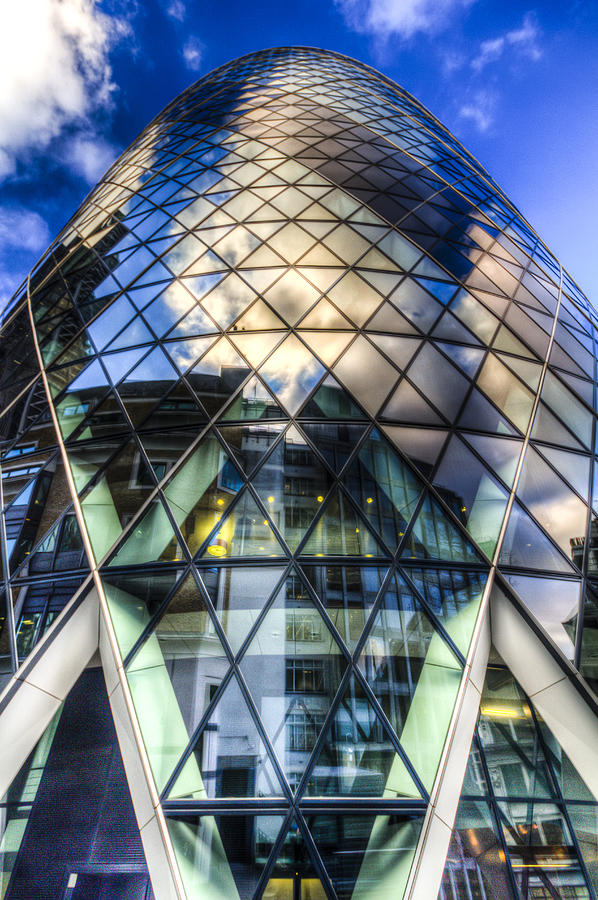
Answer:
0;1;597;310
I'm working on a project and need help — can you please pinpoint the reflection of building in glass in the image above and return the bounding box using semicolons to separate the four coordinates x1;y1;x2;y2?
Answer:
1;46;598;900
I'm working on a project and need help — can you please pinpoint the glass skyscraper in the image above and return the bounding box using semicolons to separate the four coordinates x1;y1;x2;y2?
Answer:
1;45;598;900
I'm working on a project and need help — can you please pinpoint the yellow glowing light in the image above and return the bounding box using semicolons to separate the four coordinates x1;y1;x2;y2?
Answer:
355;527;359;533
207;537;227;557
317;495;324;502
366;497;373;504
461;505;467;513
267;495;275;503
480;705;524;719
217;498;225;506
263;520;269;526
259;546;265;551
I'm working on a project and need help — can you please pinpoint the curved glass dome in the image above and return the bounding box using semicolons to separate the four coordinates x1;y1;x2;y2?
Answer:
1;46;598;900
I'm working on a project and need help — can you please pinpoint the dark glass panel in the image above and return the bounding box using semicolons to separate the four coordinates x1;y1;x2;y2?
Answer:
239;577;347;789
343;428;423;551
305;675;420;798
439;800;515;900
166;813;284;900
307;812;424;900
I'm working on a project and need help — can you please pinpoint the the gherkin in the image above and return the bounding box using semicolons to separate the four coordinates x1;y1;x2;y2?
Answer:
1;46;598;900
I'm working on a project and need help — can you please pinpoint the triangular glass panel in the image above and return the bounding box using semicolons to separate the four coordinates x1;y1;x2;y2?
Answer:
125;578;229;789
78;439;158;562
201;564;286;654
306;810;424;900
299;373;366;420
406;567;488;658
67;389;131;443
358;572;463;791
414;276;458;304
216;422;285;475
102;567;180;659
300;564;388;652
535;445;590;501
434;342;484;378
259;335;325;415
304;675;421;798
433;435;509;559
299;330;353;367
166;813;284;900
261;818;329;900
300;422;367;474
233;296;286;330
402;493;485;564
382;425;448;479
464;433;522;489
187;337;251;418
159;430;242;557
262;269;320;325
382;378;445;425
106;315;154;352
253;426;333;551
502;572;580;659
220;374;285;421
239;577;347;789
228;330;283;368
300;488;387;558
299;297;353;329
199;488;286;560
516;446;588;555
531;401;584;450
478;665;556;799
107;498;181;568
101;345;149;386
135;378;207;432
366;300;418;334
458;387;518;436
171;674;284;799
163;336;218;374
118;346;179;426
343;428;423;551
200;273;257;328
498;500;576;573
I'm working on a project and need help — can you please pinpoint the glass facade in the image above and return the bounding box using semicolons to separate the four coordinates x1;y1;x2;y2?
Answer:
0;45;597;899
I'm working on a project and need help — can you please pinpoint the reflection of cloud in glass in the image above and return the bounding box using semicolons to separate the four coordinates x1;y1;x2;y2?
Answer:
163;234;206;275
259;335;324;414
201;274;255;328
167;336;217;373
191;337;246;377
213;227;260;266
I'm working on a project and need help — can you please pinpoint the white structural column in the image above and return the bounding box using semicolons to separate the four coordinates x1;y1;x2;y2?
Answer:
404;580;492;899
492;584;598;800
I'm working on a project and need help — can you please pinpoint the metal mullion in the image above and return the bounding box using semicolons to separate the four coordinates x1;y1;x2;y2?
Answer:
293;810;337;900
350;662;429;800
397;566;468;667
159;664;239;803
333;480;395;560
291;663;354;802
288;565;354;663
200;560;292;666
249;809;296;900
120;561;194;669
288;479;345;561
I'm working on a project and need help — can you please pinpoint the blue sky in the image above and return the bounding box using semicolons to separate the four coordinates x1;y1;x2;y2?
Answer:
1;0;597;310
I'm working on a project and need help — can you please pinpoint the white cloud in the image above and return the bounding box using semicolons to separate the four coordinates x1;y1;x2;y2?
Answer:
166;0;185;20
0;207;50;254
459;90;496;131
335;0;476;40
0;0;129;180
182;35;203;71
65;132;120;183
472;12;541;71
